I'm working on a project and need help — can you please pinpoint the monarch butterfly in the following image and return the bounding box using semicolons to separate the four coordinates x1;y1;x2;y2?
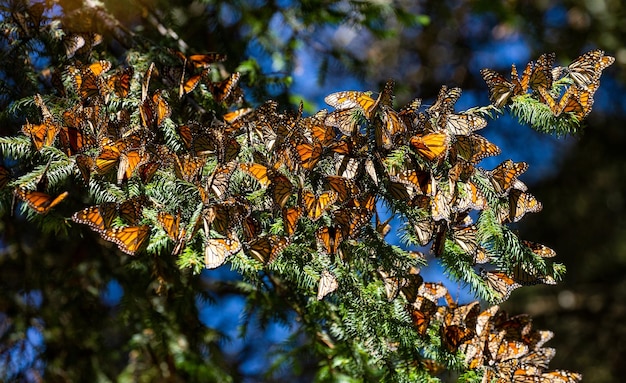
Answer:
209;72;241;103
378;268;407;301
431;188;453;223
86;60;112;76
538;85;595;119
302;190;338;221
398;97;423;129
179;68;209;97
118;150;149;184
443;113;487;136
204;236;242;269
248;101;280;150
74;155;94;184
302;111;336;146
397;268;425;304
454;180;487;213
293;140;323;171
528;52;555;91
520;348;556;370
268;174;293;208
348;192;377;212
324;90;379;119
364;158;379;186
157;211;184;241
452;134;500;164
376;108;407;150
481;68;517;108
204;197;250;236
482;270;522;302
525;329;554;350
427;86;462;116
141;63;155;101
95;138;123;174
136;159;161;184
246;235;288;264
409;296;438;335
333;154;361;180
15;188;69;214
98;225;150;255
317;269;338;300
410;132;448;162
0;165;10;189
494;314;534;345
239;163;272;187
69;65;108;101
522;240;556;258
21;120;60;151
282;206;302;237
444;301;480;328
385;176;419;201
458;337;485;370
326;176;360;202
108;67;134;98
97;136;147;183
489;160;529;195
173;153;205;183
493;338;529;363
511;263;556;286
379;267;423;302
117;196;148;225
451;225;488;264
442;325;474;352
157;211;187;255
412;218;435;246
316;225;344;256
418;282;452;304
223;107;254;124
63;32;102;58
325;108;360;136
142;90;171;128
510;62;532;94
72;203;117;231
186;52;227;68
177;123;211;156
58;126;97;155
390;169;433;196
502;189;542;223
540;370;583;383
239;163;292;207
566;49;614;90
333;207;371;239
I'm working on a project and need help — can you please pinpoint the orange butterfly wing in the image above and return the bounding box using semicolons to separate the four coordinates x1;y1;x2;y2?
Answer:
240;163;271;187
410;132;448;161
302;190;338;221
204;237;241;269
324;91;379;119
282;206;302;237
101;225;150;255
15;188;68;214
72;203;117;232
22;120;59;151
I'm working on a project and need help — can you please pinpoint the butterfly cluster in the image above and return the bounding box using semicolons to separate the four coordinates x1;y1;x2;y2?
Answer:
4;51;610;303
10;53;242;255
2;44;608;381
482;50;614;121
398;280;581;382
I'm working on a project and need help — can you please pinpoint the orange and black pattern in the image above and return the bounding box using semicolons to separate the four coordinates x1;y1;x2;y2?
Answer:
1;50;608;380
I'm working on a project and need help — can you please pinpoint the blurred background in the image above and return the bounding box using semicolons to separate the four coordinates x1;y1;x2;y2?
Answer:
1;0;625;381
